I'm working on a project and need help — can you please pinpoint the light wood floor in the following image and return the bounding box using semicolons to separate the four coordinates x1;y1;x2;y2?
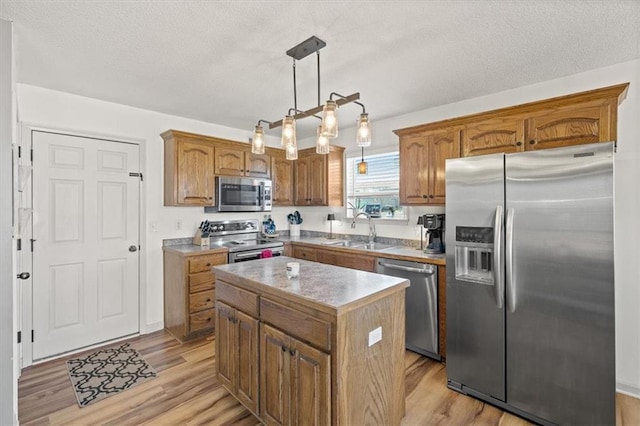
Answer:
18;330;640;425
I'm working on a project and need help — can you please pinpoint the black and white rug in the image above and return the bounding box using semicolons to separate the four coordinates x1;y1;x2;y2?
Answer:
66;342;157;407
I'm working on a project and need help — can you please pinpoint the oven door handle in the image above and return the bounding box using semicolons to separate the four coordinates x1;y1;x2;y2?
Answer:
232;251;264;259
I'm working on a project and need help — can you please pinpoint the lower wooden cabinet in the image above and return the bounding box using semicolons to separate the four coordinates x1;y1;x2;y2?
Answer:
162;248;227;342
216;300;259;414
260;323;330;426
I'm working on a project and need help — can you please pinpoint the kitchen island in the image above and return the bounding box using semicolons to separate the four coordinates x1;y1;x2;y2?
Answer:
213;256;409;425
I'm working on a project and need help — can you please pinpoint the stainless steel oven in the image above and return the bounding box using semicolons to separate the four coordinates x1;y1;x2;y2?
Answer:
204;219;284;263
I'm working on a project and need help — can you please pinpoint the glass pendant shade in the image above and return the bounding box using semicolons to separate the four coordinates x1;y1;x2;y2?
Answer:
320;100;338;138
281;115;296;147
316;125;330;154
356;113;371;147
358;159;368;174
285;143;298;160
252;125;265;154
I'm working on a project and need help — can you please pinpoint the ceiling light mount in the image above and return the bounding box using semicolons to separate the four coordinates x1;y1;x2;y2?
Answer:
252;35;372;159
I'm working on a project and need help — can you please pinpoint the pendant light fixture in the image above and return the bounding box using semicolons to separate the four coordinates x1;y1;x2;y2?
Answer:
316;125;330;154
251;120;270;154
358;147;368;175
252;36;372;160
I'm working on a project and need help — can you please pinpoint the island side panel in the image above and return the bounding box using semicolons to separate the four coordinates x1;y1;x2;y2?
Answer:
163;250;187;340
335;287;406;425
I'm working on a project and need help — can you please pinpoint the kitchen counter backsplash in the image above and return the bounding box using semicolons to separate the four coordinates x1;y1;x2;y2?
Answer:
163;231;420;249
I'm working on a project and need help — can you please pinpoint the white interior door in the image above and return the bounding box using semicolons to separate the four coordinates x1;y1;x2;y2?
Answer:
32;131;140;360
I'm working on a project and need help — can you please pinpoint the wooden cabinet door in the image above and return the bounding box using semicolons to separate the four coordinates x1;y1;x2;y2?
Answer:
428;129;460;204
307;154;327;205
215;147;245;176
176;139;214;205
245;152;271;178
526;102;608;151
461;117;525;157
260;324;291;426
399;134;430;205
294;157;311;205
236;309;259;414
215;301;235;390
271;155;294;206
290;339;331;426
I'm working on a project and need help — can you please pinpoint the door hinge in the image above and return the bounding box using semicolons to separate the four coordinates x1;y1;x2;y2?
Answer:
18;146;21;158
30;239;35;252
17;331;21;344
30;148;34;162
31;330;34;342
17;238;21;251
129;172;143;181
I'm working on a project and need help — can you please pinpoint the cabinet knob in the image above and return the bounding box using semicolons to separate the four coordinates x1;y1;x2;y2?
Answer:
208;197;213;200
529;140;536;145
422;195;427;199
206;263;211;266
206;298;211;302
516;141;522;146
289;349;296;356
429;195;434;199
281;346;287;352
207;317;212;322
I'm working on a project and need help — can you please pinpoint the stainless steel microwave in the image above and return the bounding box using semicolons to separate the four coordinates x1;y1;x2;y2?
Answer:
205;176;272;212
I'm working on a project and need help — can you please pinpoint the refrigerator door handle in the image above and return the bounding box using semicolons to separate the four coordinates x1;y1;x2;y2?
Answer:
505;207;516;312
493;205;504;309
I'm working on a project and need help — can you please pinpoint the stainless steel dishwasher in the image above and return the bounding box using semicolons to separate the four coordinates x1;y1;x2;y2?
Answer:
376;258;440;360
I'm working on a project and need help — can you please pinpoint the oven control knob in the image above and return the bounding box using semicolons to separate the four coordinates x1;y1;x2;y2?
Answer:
211;225;218;231
218;225;224;231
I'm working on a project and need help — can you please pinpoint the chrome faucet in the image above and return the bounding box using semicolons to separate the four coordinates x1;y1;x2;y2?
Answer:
350;210;376;243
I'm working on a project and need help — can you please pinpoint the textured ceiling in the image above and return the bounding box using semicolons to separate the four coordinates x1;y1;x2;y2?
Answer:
1;1;639;138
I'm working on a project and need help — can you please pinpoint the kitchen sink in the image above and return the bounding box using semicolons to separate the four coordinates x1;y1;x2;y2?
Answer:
322;240;364;248
321;240;394;251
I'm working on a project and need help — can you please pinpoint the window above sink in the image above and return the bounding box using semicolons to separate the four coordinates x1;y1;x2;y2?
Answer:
346;151;408;222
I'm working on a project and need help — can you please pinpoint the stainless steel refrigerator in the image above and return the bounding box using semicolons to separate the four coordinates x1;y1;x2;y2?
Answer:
445;142;615;425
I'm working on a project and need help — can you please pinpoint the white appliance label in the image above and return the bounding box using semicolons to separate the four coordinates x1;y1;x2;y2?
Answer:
368;326;382;347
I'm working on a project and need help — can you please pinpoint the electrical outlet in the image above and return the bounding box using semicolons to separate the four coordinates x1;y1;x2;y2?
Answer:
368;326;382;347
176;220;182;230
150;222;157;232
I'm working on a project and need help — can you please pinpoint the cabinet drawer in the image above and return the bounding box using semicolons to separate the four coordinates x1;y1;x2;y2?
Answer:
190;308;215;333
292;246;317;261
216;280;259;317
189;290;215;313
189;271;215;293
261;297;331;352
337;255;376;272
188;252;227;273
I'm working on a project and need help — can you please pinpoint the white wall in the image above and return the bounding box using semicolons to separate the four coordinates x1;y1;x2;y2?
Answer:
16;58;640;395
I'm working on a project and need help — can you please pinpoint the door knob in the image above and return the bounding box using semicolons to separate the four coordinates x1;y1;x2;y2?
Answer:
129;245;138;252
17;272;30;280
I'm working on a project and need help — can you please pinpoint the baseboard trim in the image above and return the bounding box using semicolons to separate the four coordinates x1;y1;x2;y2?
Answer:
617;381;640;399
141;321;164;334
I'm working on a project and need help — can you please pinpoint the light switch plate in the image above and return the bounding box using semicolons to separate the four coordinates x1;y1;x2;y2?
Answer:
368;326;382;347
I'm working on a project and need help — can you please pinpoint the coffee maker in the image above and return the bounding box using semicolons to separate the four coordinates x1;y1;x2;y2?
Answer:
423;214;445;253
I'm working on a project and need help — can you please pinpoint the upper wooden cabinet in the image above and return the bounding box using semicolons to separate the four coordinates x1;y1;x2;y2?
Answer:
294;146;344;206
162;130;215;206
395;83;629;204
399;128;460;205
461;116;525;157
215;147;271;178
271;150;294;206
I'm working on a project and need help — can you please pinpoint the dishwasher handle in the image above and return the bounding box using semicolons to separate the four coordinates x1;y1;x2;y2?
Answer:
377;261;435;275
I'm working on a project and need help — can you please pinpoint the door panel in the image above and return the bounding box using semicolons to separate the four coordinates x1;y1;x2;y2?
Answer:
32;131;139;360
260;323;290;426
445;153;506;401
505;143;615;425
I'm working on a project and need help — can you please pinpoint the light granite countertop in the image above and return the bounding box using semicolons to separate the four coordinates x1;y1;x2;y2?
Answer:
162;245;227;255
213;256;409;314
282;236;446;265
